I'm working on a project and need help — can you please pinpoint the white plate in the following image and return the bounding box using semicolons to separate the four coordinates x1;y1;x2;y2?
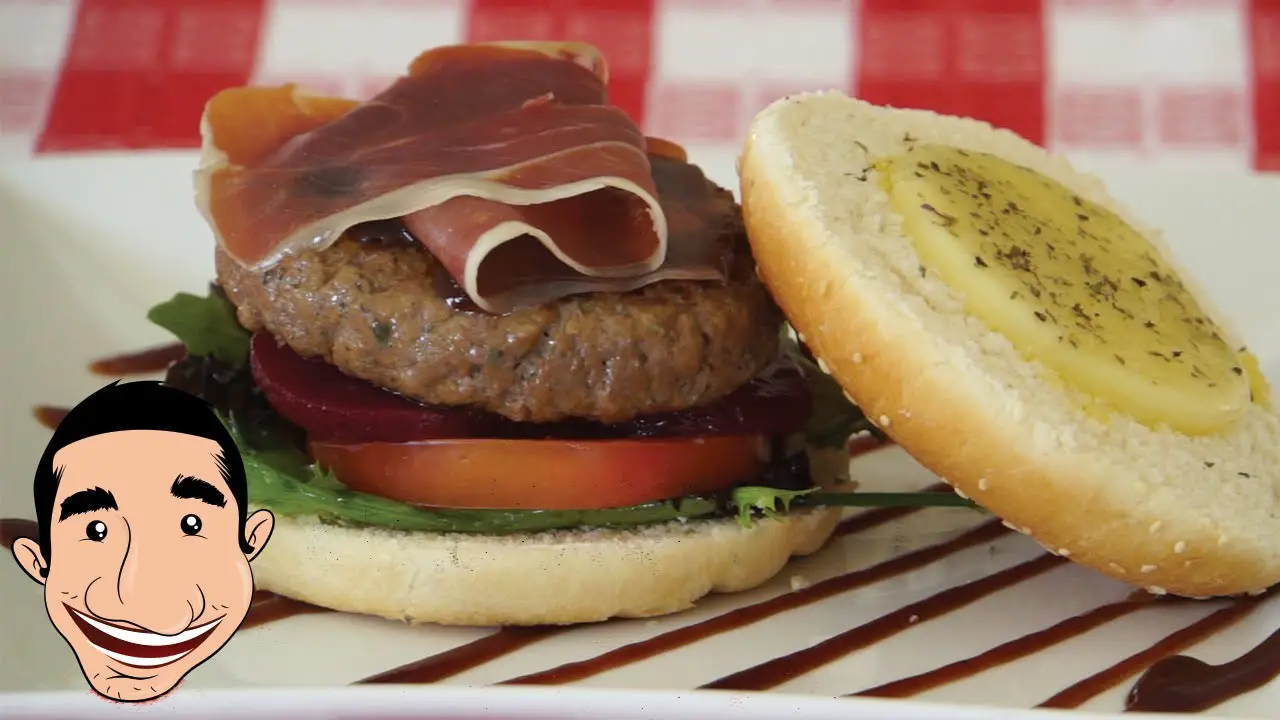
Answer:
1;150;1277;720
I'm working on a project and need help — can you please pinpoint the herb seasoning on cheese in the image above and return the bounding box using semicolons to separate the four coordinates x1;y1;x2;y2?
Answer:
875;144;1251;435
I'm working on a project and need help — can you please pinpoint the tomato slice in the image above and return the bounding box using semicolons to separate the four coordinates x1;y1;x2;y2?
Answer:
309;435;766;510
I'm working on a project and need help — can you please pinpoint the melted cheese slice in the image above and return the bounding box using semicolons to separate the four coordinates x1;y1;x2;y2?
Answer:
876;144;1251;435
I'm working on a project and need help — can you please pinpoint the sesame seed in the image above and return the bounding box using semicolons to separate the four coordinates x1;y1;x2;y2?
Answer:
1149;520;1163;534
878;415;891;427
1001;520;1019;531
1248;588;1268;597
1147;586;1168;596
954;488;969;500
978;478;989;491
1140;565;1157;573
843;391;858;404
796;332;806;344
908;615;920;624
852;352;863;364
817;357;831;374
1218;534;1229;547
1057;548;1072;557
1108;562;1126;575
1173;541;1187;554
1021;526;1033;535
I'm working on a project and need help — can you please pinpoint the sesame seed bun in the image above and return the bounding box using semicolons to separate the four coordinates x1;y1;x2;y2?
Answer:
738;92;1280;598
249;504;840;626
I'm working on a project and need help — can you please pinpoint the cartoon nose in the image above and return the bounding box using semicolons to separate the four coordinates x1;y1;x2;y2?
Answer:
84;521;204;635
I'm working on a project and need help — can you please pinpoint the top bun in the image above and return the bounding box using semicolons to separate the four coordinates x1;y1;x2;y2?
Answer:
738;91;1280;598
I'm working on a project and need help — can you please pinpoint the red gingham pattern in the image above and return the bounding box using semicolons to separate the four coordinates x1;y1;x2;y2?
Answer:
1250;0;1280;170
1;0;1278;171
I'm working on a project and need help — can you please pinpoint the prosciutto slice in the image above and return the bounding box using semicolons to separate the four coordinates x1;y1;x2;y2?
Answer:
196;42;729;313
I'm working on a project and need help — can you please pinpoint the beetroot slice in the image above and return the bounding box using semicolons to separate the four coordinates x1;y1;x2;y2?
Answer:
249;332;501;443
249;331;812;444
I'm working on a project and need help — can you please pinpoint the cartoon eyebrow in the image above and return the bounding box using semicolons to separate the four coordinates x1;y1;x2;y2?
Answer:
59;487;119;521
171;475;227;508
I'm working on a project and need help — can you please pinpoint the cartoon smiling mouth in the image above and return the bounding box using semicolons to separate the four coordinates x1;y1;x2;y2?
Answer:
64;604;223;669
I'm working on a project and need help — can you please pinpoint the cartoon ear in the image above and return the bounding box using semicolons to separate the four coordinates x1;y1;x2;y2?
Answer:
243;509;275;562
12;538;48;585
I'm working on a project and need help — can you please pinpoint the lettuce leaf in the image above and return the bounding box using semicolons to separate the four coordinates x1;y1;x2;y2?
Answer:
732;486;817;527
147;290;250;368
779;328;884;449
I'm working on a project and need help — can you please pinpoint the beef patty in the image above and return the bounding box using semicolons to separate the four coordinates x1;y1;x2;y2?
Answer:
215;233;783;423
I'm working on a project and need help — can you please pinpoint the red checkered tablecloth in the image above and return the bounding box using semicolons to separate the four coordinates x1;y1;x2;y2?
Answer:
2;0;1279;171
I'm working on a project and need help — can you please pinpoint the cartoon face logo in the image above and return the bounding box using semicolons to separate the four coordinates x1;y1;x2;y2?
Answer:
10;381;274;702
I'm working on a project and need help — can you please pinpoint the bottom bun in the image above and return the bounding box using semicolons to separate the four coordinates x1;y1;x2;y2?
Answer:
249;507;842;626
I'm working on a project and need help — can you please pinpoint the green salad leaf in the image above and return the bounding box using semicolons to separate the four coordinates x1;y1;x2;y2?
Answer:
798;492;979;510
728;486;980;527
147;290;250;368
731;486;817;527
779;328;885;449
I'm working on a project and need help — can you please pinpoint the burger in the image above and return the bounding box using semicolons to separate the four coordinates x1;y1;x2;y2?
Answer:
149;42;963;627
150;35;1279;629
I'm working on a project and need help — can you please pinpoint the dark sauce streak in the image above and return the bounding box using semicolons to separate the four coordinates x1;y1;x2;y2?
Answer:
1038;600;1262;709
88;343;187;376
242;591;329;629
1127;608;1280;713
858;596;1154;698
499;521;1010;686
33;406;69;431
33;343;186;431
704;553;1065;691
1;518;38;550
359;627;563;684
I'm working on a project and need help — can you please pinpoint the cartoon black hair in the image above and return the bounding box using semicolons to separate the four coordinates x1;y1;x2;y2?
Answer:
33;380;252;577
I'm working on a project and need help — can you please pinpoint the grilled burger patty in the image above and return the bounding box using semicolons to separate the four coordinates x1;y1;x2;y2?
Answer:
215;232;783;424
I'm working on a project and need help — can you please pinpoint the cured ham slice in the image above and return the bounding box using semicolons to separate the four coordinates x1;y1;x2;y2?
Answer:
196;42;729;313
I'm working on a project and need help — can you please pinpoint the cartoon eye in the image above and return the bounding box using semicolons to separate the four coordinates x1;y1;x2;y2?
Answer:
180;514;202;536
85;520;107;542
